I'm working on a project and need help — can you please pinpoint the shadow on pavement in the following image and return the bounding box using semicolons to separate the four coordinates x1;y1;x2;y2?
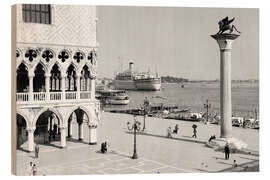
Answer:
125;131;206;145
67;137;90;145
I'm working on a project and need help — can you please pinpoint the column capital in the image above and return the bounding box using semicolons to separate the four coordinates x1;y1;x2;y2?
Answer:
211;33;239;50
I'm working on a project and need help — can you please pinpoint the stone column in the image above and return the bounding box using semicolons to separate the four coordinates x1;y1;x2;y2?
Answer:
76;75;81;99
90;77;96;99
45;74;50;100
27;128;35;152
88;125;97;145
78;123;84;141
211;34;239;138
61;75;66;100
60;126;67;148
28;75;34;101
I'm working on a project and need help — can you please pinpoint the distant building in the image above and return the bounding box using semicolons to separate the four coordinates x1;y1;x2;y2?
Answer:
15;4;100;152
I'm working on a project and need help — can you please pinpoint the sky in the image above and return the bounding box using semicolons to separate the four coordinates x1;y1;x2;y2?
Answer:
97;6;259;80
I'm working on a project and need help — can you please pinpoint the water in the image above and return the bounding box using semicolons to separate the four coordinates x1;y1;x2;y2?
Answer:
103;82;259;118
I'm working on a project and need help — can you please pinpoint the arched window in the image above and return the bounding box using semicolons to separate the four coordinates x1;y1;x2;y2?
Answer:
50;64;61;92
80;65;90;91
66;64;77;91
17;63;29;92
33;63;45;92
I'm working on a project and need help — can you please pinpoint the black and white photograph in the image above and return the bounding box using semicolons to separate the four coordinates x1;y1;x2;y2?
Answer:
11;2;260;176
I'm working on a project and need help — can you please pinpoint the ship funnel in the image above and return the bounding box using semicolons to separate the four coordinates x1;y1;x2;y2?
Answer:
129;62;134;71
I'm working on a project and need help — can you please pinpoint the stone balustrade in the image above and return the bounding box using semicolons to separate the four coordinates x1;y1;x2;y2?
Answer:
16;91;92;103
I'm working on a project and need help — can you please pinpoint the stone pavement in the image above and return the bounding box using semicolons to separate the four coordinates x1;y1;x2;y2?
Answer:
16;112;259;175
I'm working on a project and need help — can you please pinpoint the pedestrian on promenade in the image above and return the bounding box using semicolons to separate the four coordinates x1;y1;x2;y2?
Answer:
233;160;238;168
101;141;108;153
32;163;37;176
28;162;33;176
208;134;216;142
173;124;179;134
224;143;230;160
35;144;39;159
192;124;197;138
167;127;173;138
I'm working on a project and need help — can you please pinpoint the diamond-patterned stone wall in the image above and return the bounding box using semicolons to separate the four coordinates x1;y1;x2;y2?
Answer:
16;4;97;47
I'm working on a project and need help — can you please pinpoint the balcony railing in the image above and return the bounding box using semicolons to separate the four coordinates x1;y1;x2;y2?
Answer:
16;93;29;102
50;92;62;100
66;92;77;100
16;91;92;103
33;92;46;101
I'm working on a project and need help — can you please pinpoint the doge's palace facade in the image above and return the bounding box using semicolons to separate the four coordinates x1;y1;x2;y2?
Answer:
15;4;100;152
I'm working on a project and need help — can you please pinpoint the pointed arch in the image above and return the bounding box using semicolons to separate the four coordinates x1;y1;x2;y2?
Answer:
66;105;92;125
48;61;63;76
31;60;48;75
32;107;64;128
16;110;30;128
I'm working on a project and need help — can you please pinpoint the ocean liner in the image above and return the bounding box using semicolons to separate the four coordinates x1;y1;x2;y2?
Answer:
113;62;161;91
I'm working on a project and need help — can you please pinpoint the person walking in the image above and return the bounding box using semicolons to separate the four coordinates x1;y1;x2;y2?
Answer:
28;162;33;176
35;144;39;159
192;124;197;138
224;143;230;160
167;127;173;138
173;124;179;134
32;163;37;176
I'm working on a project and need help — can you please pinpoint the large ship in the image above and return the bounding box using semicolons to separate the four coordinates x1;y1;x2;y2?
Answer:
113;62;161;91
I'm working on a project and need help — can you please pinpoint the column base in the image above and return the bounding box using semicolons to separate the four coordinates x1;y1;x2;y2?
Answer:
89;142;97;145
206;137;248;153
78;138;83;141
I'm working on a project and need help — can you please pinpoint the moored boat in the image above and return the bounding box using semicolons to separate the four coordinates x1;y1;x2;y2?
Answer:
96;89;130;105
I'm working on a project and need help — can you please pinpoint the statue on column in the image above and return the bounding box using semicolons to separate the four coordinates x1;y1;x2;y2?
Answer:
217;16;241;34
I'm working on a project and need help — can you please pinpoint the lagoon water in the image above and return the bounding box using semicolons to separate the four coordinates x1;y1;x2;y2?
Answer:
104;82;259;118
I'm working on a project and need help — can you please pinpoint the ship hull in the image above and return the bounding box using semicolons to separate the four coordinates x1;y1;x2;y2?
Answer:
106;99;130;105
113;80;136;90
135;78;161;91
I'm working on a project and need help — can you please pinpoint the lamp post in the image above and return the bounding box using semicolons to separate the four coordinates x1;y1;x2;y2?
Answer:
204;99;211;123
127;115;142;159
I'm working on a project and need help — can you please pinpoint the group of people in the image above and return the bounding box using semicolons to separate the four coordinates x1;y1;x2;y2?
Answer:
28;162;37;176
166;124;198;139
167;124;179;138
28;144;40;176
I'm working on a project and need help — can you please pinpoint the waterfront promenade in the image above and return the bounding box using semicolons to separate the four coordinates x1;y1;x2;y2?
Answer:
16;112;259;175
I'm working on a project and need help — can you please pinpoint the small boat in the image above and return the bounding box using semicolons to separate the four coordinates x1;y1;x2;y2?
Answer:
96;89;130;105
232;117;244;127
